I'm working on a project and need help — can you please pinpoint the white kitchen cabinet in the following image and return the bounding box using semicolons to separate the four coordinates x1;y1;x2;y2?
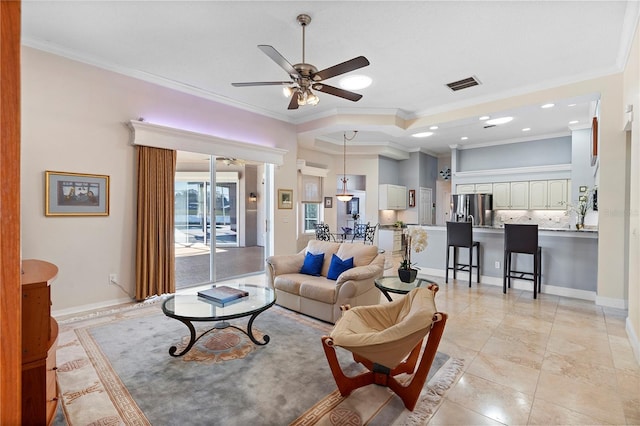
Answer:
547;179;568;209
492;182;511;209
456;184;475;194
378;228;403;253
529;180;548;209
510;181;529;209
379;184;407;209
529;179;568;209
456;183;492;194
492;181;529;209
474;183;493;193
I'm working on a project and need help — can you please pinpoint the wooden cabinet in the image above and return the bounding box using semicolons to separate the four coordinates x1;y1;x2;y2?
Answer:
379;184;407;210
493;182;529;209
530;180;568;209
21;259;58;426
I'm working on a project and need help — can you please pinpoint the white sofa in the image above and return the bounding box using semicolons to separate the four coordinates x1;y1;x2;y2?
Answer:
266;240;385;323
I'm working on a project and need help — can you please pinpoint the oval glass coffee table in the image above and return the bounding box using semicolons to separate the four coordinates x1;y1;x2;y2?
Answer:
374;276;438;302
162;284;275;357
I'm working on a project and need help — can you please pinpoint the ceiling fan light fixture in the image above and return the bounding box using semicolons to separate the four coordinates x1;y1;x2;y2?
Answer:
231;13;370;110
283;86;295;98
297;90;307;106
307;91;320;106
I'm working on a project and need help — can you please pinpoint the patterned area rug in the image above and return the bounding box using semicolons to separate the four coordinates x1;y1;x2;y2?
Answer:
53;299;463;425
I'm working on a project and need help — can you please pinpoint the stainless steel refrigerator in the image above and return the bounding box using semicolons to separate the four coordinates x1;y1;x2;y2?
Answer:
450;194;493;226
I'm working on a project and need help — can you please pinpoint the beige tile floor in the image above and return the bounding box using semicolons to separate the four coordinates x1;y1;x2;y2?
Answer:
239;271;639;425
424;277;637;425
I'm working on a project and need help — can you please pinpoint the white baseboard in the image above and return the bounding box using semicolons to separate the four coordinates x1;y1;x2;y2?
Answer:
626;318;640;365
596;295;628;309
52;296;135;318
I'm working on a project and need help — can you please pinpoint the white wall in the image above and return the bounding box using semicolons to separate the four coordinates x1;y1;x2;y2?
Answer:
21;47;297;314
622;15;640;362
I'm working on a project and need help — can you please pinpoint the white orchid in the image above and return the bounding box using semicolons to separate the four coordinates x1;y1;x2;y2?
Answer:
400;227;428;269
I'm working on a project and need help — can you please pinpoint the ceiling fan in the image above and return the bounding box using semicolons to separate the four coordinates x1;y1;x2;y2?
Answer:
231;13;370;110
216;157;245;166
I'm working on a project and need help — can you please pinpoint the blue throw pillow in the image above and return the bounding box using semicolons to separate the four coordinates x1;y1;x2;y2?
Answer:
327;254;354;280
300;252;324;276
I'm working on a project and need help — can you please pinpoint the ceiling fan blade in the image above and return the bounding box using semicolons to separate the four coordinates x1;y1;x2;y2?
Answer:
312;83;362;102
231;81;292;87
313;56;370;81
258;45;302;79
287;94;300;110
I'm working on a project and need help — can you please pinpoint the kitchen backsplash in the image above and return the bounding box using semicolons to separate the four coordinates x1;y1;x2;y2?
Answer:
494;210;579;229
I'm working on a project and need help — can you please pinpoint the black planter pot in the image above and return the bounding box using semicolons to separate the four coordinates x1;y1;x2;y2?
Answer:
398;268;418;283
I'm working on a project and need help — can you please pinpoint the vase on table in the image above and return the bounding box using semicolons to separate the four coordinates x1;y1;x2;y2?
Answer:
576;214;585;230
398;268;418;283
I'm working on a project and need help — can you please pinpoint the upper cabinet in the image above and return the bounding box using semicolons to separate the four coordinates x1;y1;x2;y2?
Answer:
456;183;492;194
379;184;407;210
461;179;570;210
530;179;568;209
493;181;529;209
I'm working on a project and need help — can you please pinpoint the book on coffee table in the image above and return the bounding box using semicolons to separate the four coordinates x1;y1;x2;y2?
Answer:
198;286;249;304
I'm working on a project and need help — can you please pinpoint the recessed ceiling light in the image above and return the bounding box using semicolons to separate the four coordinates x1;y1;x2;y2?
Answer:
429;125;439;130
569;120;579;124
339;75;372;90
479;116;490;121
568;103;576;107
541;103;555;109
522;128;531;132
461;136;469;140
412;131;434;138
485;116;513;125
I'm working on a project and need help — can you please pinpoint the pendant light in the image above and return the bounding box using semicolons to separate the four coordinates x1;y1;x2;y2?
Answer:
336;131;358;202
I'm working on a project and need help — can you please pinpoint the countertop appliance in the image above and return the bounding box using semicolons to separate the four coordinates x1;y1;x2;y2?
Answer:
451;193;493;226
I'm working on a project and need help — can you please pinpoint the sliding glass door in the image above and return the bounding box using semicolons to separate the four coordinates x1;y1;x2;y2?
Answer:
174;152;265;289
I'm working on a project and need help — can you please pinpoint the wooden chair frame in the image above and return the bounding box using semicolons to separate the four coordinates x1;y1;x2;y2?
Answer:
321;311;448;411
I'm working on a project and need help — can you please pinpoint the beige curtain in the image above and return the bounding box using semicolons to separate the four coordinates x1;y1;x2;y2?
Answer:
135;146;176;300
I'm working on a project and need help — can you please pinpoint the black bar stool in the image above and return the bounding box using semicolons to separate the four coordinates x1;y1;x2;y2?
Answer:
445;221;480;287
503;224;542;298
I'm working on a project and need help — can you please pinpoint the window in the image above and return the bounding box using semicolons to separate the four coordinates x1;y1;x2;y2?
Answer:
299;173;323;233
303;203;320;232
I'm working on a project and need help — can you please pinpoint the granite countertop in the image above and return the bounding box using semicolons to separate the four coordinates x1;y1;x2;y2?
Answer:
411;224;598;234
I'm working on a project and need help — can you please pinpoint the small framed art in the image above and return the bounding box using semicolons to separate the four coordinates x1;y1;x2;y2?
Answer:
278;189;293;209
409;189;416;207
45;170;110;216
590;116;598;166
324;197;333;208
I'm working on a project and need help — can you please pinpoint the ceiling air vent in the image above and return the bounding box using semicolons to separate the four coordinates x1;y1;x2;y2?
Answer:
446;76;481;92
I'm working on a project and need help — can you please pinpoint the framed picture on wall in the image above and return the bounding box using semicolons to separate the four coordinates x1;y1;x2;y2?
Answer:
45;170;110;216
590;116;598;166
409;189;416;207
278;189;293;209
346;197;359;215
324;197;333;208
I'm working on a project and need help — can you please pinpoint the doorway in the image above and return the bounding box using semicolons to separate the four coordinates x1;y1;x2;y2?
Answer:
174;151;265;289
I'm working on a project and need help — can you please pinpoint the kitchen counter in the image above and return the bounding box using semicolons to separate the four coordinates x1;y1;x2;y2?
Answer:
409;224;598;299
